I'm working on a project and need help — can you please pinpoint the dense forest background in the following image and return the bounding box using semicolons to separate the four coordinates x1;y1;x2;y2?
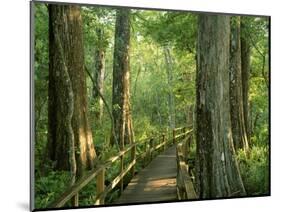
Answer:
34;2;269;208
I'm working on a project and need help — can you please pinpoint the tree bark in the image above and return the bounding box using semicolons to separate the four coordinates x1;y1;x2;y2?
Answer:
92;28;105;123
196;14;246;199
47;5;96;178
229;17;249;152
240;18;251;142
185;104;193;127
164;47;176;129
112;9;134;147
155;94;163;126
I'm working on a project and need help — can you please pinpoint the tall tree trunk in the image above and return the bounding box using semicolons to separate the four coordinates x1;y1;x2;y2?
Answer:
92;28;105;123
164;47;176;129
229;17;249;152
196;14;246;198
240;18;251;142
112;9;134;147
155;94;163;126
47;5;96;178
186;104;193;127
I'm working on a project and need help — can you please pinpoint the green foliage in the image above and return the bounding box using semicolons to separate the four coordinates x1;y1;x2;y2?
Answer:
238;16;269;194
82;7;115;49
34;129;48;171
133;116;159;140
237;146;269;195
78;180;97;206
137;11;197;52
34;2;50;178
82;7;114;61
249;59;269;147
35;171;70;208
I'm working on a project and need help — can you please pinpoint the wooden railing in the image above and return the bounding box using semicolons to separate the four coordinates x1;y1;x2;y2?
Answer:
176;128;198;200
48;127;190;208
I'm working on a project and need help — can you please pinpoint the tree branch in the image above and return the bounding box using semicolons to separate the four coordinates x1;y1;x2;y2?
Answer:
244;27;268;88
84;65;120;151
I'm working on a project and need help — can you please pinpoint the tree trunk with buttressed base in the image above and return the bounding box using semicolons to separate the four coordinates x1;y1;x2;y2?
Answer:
196;14;246;199
111;8;134;148
229;17;249;152
47;5;96;179
240;17;251;142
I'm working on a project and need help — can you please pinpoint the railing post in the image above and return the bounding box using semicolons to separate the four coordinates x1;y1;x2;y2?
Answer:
176;144;183;200
182;127;187;160
173;129;176;144
131;143;136;177
149;138;154;161
144;141;148;166
162;133;166;151
120;155;124;193
187;134;192;157
182;127;186;138
119;137;124;194
96;168;105;205
158;135;161;153
71;194;79;207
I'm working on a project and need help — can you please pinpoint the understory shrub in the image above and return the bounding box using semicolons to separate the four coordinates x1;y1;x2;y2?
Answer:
237;146;269;195
35;171;70;208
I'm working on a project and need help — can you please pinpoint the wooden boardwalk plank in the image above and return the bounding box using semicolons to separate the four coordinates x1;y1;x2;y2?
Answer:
115;145;177;204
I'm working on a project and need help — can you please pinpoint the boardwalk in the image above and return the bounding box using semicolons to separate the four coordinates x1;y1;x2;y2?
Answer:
47;128;196;209
116;145;177;204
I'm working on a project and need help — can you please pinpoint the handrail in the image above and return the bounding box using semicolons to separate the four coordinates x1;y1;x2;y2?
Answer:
176;132;198;200
49;165;104;208
48;143;137;208
94;159;136;204
48;126;190;208
174;129;193;140
173;127;185;132
173;125;192;132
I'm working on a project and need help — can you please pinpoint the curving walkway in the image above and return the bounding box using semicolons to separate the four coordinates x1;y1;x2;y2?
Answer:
115;145;177;204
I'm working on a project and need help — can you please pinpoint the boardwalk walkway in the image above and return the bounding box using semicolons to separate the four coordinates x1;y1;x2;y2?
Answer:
116;145;177;204
47;127;197;209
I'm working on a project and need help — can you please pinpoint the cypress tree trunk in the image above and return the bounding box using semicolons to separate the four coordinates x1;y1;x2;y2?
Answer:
112;9;134;147
47;5;96;178
164;47;176;129
92;28;105;123
240;18;251;142
196;14;246;198
229;17;249;152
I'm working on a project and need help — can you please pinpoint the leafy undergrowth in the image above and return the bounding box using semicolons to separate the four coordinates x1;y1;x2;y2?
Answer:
35;168;120;208
237;145;269;196
78;180;97;206
35;171;71;209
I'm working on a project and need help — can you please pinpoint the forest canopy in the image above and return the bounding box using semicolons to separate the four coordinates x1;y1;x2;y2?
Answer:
33;2;269;210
